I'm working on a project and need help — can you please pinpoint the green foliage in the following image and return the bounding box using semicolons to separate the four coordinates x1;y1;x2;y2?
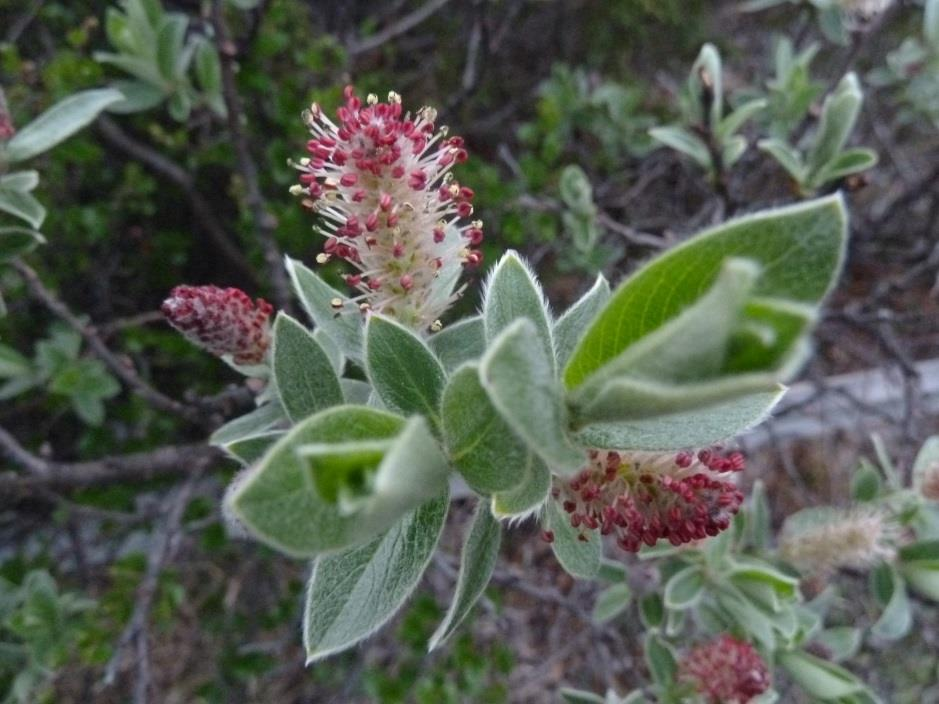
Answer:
0;571;94;704
96;0;226;119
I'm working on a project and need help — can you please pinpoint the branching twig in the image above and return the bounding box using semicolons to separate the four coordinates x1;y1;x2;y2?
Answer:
210;0;292;312
97;116;259;285
12;259;205;425
103;473;203;703
347;0;454;56
0;429;220;496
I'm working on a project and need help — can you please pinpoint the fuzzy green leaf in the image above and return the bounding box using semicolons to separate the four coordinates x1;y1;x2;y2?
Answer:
272;314;343;422
564;195;847;389
441;364;531;494
663;566;705;610
428;316;485;372
428;502;501;650
644;632;677;688
869;564;912;641
807;73;862;178
227;406;448;556
0;189;46;230
490;454;551;520
365;314;446;423
483;251;555;372
285;257;363;361
779;650;867;699
481;319;584;475
5;89;124;163
544;498;601;579
554;275;611;368
303;494;448;661
0;227;45;260
592;583;632;624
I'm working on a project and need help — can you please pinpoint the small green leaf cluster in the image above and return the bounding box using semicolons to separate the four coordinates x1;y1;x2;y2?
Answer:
650;44;768;180
0;570;95;704
208;194;848;661
0;325;120;426
649;42;876;196
869;0;939;130
95;0;226;120
759;73;877;195
559;165;601;255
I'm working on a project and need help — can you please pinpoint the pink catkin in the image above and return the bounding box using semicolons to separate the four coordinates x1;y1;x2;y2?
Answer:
161;285;273;365
678;634;771;703
552;447;745;553
292;86;483;329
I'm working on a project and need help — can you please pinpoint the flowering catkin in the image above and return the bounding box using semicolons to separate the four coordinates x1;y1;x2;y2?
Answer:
678;634;771;704
162;285;273;365
778;506;897;573
292;86;483;330
551;447;745;552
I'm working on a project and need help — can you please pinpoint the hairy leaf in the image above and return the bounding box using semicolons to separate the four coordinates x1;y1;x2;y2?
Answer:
272;314;343;422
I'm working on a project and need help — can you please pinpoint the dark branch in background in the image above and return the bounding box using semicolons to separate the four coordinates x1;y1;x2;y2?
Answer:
210;0;292;313
11;259;207;425
103;472;204;704
97;115;259;286
346;0;453;56
0;424;221;496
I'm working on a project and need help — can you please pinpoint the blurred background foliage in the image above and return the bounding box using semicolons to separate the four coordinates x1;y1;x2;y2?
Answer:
1;0;939;701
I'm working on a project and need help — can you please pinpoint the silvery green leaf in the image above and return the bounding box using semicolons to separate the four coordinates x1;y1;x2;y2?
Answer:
428;502;501;650
227;406;447;556
285;257;363;361
573;258;760;396
5;89;124;163
210;401;285;447
272;313;343;422
107;79;167;113
225;431;283;464
870;563;912;641
747;480;771;550
813;147;877;185
365;314;445;424
851;459;882;502
441;364;531;494
0;189;46;229
105;7;136;54
649;126;711;170
341;378;372;405
592;583;632;624
0;171;39;192
303;494;448;662
193;38;223;100
543;498;600;579
573;379;783;451
0;227;45;260
491;454;551;520
723;134;748;167
167;90;191;122
717;98;767;140
808;73;862;178
482;251;554;373
779;650;867;699
813;627;862;663
644;632;677;688
156;14;187;81
554;275;610;369
663;565;705;610
313;328;344;375
598;558;628;583
564;195;847;389
638;593;664;629
94;52;164;85
758;138;806;182
559;164;595;215
428;316;485;372
481;319;584;475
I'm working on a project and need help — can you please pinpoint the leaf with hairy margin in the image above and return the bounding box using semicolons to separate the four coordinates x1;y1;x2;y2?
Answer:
554;274;610;368
442;364;531;494
303;493;448;661
428;502;501;650
428;316;485;372
272;314;343;422
480;319;584;475
543;498;600;579
285;257;363;361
